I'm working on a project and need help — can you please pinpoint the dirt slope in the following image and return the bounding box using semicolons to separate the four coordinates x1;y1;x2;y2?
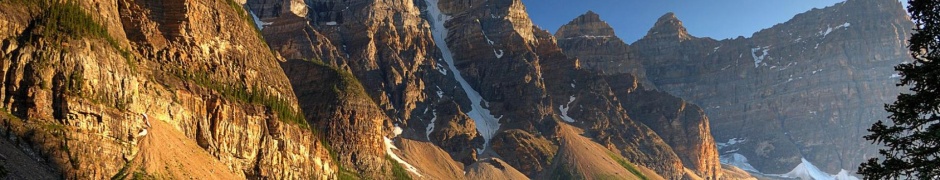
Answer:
539;123;657;179
115;120;240;179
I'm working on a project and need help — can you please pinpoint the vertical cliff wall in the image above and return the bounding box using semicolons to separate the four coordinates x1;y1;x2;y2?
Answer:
0;0;335;179
633;0;912;174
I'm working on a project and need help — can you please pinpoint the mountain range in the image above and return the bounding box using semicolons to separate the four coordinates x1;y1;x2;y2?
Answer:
0;0;911;179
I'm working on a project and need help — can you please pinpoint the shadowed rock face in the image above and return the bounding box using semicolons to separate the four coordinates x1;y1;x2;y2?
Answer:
557;11;724;179
280;59;391;178
433;0;553;132
615;86;722;180
556;11;656;89
535;27;687;179
633;0;913;174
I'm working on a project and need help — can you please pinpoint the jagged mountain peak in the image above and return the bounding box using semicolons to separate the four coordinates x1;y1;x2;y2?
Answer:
577;10;602;22
554;10;617;39
642;12;692;41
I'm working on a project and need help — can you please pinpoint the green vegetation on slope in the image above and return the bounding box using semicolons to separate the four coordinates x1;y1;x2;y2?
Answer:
304;59;371;100
337;168;361;180
176;71;307;127
110;162;133;180
548;165;583;180
26;0;135;70
223;0;269;50
607;152;649;180
3;0;138;110
301;58;382;179
386;156;414;180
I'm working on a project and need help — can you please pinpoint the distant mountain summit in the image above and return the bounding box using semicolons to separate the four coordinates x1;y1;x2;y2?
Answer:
556;11;656;89
644;12;693;42
554;11;617;39
630;0;913;175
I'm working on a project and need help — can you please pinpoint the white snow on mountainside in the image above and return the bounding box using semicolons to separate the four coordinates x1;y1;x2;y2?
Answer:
426;0;502;153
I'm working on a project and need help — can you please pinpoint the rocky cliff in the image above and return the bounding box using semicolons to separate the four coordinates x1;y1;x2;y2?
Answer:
555;11;655;89
280;59;392;178
632;0;912;175
557;12;725;179
0;0;335;179
253;0;731;179
248;0;481;178
422;0;729;178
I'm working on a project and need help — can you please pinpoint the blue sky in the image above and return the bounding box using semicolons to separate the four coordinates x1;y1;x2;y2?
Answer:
521;0;853;43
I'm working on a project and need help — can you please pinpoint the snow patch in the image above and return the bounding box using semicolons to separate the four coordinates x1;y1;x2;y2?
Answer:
720;153;760;173
436;86;445;98
480;27;503;58
137;129;148;137
384;137;423;177
249;11;272;30
777;62;796;71
565;35;612;39
426;0;501;152
143;113;151;127
483;29;495;45
751;46;770;68
890;73;901;78
717;138;745;149
836;22;851;29
819;22;851;37
426;111;437;140
570;83;575;88
821;27;834;37
325;21;338;26
772;158;859;180
835;170;860;180
559;96;576;122
393;125;403;136
435;63;447;75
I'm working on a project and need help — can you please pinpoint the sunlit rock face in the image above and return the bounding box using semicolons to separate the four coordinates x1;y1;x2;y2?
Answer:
632;0;913;174
252;0;486;177
255;0;732;178
0;0;335;179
